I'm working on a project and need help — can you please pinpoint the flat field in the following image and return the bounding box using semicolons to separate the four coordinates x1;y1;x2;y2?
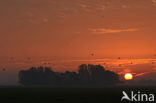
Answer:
0;86;155;103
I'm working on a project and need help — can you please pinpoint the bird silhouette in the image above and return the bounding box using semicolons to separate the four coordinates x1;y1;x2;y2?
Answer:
2;68;6;71
118;57;121;59
27;57;31;60
10;57;14;60
90;53;94;56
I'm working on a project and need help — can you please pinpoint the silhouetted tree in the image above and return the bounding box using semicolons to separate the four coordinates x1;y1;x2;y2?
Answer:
60;71;79;85
78;64;89;84
78;64;120;85
19;64;121;86
19;66;59;85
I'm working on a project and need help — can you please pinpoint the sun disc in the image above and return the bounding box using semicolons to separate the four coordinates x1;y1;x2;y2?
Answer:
124;73;133;80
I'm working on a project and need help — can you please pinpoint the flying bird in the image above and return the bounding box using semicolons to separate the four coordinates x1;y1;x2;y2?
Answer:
119;64;122;67
27;57;31;60
2;68;6;71
43;62;47;65
10;57;14;60
48;62;51;65
90;53;94;56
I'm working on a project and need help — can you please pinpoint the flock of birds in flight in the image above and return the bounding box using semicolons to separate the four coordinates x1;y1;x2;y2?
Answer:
1;54;156;72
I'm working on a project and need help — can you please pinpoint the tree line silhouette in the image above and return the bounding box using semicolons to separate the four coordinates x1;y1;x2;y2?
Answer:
18;64;121;85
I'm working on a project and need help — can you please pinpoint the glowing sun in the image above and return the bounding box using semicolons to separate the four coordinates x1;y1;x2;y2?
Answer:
124;73;133;80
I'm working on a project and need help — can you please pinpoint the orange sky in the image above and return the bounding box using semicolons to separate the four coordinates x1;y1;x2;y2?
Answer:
0;0;156;59
0;0;156;85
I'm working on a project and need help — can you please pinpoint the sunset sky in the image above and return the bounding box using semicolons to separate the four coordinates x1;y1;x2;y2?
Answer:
1;0;156;58
0;0;156;85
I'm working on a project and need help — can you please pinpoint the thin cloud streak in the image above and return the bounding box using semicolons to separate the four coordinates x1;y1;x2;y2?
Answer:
152;0;156;4
91;28;138;34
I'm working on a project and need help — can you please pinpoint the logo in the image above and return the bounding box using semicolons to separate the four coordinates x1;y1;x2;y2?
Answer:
121;91;155;102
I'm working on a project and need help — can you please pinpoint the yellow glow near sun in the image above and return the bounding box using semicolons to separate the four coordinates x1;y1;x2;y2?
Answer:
124;73;133;80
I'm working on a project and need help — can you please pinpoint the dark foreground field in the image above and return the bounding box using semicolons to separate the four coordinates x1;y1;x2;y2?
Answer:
0;86;155;103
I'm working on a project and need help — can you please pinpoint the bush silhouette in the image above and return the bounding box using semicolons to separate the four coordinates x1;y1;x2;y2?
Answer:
78;64;120;85
19;64;120;86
